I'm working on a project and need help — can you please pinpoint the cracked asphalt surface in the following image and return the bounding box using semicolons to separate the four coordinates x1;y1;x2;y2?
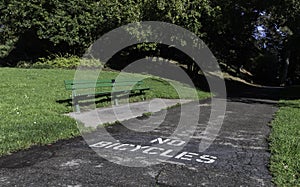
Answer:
0;95;278;186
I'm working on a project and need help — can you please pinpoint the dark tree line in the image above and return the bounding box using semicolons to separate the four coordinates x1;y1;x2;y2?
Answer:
0;0;299;85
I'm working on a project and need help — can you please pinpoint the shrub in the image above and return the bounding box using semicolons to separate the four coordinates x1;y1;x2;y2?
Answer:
0;0;218;64
32;56;103;69
0;0;141;62
248;53;280;85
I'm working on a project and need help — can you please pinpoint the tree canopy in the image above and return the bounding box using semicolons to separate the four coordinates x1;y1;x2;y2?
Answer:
0;0;299;85
263;0;300;85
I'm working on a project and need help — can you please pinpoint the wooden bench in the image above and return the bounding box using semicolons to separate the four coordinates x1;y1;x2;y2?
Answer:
64;79;150;112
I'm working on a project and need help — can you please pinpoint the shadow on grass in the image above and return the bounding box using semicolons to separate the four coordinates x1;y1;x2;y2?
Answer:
277;101;300;109
57;72;299;110
56;92;147;111
224;78;300;101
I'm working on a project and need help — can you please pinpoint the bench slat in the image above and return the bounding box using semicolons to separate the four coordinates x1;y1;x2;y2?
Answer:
64;79;143;85
64;80;144;90
73;87;150;98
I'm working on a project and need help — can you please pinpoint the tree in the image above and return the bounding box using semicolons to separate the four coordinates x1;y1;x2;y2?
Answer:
105;0;220;77
261;0;300;85
2;0;296;86
0;0;139;65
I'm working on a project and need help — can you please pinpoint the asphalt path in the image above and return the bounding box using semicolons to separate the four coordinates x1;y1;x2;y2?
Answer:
0;96;278;186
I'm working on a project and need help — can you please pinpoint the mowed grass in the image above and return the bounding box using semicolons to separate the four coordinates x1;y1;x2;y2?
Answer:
0;68;210;156
269;99;300;186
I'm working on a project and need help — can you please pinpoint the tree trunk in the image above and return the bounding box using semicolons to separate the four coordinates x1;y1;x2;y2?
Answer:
280;51;290;86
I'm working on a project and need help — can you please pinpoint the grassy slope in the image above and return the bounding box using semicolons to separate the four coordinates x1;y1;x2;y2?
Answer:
0;68;210;156
269;99;300;186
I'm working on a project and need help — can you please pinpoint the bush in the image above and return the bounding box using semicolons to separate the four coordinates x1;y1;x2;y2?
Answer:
16;61;34;68
17;56;103;69
248;53;280;85
35;56;103;69
0;0;218;64
0;0;141;61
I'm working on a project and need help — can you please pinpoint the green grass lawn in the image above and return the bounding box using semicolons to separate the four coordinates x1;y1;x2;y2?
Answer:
269;99;300;186
0;67;210;156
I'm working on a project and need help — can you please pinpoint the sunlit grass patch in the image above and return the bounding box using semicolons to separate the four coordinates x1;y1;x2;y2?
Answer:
269;99;300;186
0;68;210;156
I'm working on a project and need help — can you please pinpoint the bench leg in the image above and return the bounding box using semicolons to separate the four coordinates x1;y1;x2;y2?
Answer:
75;103;80;113
111;93;119;105
140;91;145;101
73;96;80;113
74;99;80;113
114;97;119;105
72;91;80;113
